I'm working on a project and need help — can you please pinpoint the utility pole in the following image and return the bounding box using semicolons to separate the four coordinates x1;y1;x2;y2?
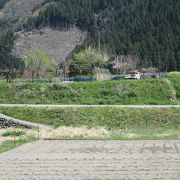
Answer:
98;31;101;53
95;14;101;53
122;56;126;76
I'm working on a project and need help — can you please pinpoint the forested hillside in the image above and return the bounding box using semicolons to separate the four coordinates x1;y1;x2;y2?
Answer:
25;0;180;71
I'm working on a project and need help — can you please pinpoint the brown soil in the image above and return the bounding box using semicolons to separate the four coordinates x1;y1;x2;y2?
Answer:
0;140;180;179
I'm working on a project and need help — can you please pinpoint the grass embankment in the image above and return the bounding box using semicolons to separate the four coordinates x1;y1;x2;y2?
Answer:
0;128;37;153
0;137;37;153
0;78;179;104
2;129;26;137
0;107;179;140
167;72;180;102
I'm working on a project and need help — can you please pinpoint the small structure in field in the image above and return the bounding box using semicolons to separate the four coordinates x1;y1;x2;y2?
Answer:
125;71;141;80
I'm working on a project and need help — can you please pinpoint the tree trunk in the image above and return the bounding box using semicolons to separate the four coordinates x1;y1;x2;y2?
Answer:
32;71;35;82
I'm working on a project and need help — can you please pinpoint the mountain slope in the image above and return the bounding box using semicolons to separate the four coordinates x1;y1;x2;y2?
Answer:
0;0;42;20
0;0;179;71
0;0;86;64
13;27;86;63
26;0;180;71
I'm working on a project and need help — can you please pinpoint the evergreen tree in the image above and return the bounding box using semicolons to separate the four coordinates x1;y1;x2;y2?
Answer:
176;51;180;71
0;30;24;81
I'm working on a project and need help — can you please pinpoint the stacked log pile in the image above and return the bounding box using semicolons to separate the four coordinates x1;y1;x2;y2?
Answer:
0;118;28;129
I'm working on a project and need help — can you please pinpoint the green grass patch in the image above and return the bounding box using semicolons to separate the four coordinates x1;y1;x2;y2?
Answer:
2;130;26;137
0;137;37;153
167;72;180;99
0;77;179;104
0;107;179;140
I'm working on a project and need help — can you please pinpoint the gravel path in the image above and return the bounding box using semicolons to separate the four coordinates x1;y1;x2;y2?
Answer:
0;140;180;179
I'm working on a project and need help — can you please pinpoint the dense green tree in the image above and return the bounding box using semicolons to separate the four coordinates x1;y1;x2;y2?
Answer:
176;51;180;71
0;30;24;82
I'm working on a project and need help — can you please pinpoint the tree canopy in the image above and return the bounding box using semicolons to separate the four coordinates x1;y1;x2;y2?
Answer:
70;47;109;75
0;31;24;76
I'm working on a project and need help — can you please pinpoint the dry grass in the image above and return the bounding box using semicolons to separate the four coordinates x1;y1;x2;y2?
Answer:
0;129;7;136
26;127;109;139
1;125;179;140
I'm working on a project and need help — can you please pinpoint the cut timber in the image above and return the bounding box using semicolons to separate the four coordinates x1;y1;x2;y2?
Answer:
0;113;50;130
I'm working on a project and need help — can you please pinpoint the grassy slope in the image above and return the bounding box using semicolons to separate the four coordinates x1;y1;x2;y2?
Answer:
167;73;180;100
0;137;37;153
0;107;179;128
0;107;179;139
0;78;178;105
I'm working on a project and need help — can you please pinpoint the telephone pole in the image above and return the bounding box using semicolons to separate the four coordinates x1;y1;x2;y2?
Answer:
98;31;101;53
95;14;101;53
121;56;125;76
